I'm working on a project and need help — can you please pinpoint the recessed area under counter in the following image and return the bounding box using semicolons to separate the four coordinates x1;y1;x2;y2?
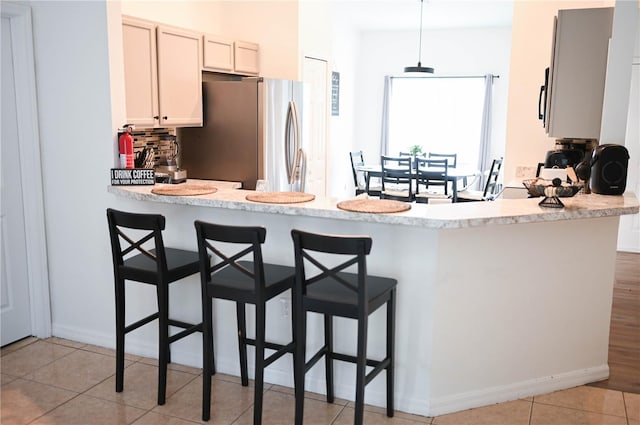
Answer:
106;182;638;417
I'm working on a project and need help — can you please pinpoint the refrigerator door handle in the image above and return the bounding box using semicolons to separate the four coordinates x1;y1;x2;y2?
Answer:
285;100;301;185
295;148;306;192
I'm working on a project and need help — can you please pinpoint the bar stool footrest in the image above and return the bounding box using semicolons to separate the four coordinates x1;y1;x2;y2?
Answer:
242;338;294;367
125;312;159;334
168;322;203;344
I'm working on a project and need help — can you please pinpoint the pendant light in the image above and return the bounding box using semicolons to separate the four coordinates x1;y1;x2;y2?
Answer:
404;0;434;74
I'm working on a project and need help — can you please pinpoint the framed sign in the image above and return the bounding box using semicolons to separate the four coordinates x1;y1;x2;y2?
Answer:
331;72;340;116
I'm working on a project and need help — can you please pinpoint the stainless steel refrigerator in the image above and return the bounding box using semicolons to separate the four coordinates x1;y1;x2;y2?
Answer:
178;75;306;191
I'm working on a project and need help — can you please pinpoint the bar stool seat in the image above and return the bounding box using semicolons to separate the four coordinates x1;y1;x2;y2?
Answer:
291;229;397;425
194;221;295;424
106;208;203;406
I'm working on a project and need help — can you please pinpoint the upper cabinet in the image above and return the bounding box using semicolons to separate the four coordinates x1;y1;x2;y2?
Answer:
544;7;613;140
203;35;259;76
122;16;202;128
234;41;259;76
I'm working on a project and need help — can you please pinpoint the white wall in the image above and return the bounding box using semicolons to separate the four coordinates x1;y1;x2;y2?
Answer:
120;0;299;80
503;0;614;183
327;11;361;198
347;27;512;177
120;0;223;34
26;0;118;342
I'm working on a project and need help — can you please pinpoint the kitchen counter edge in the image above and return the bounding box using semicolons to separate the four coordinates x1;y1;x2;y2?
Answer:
107;183;639;230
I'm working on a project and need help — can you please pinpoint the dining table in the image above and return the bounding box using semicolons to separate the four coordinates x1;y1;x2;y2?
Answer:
355;164;479;202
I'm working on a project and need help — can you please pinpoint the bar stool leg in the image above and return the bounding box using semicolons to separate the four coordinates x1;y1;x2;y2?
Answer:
324;314;334;403
294;309;306;425
354;315;368;425
157;284;169;405
387;290;396;417
202;297;213;421
253;302;266;425
236;302;249;387
115;278;125;393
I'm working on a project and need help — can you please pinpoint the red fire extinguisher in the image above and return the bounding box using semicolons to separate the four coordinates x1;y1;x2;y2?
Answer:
118;124;134;169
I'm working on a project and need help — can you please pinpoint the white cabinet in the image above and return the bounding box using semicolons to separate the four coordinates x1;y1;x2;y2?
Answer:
234;41;259;76
203;35;234;73
122;16;202;128
203;35;259;76
544;7;614;139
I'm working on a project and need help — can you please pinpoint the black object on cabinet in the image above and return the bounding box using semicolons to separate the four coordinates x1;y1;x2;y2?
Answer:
590;144;629;195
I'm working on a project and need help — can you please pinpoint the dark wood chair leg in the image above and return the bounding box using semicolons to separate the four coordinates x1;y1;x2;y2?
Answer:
354;315;368;425
236;302;249;387
202;298;213;421
115;278;125;393
157;284;169;405
294;309;306;425
387;290;396;417
324;314;334;403
253;303;266;425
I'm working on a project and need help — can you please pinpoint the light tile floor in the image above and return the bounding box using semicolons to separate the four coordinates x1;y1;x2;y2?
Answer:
1;337;639;425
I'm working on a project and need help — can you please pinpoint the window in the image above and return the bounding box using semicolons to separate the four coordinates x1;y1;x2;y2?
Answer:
388;77;485;167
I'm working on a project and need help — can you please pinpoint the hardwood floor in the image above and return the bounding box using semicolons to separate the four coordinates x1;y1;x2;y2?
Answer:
589;251;640;393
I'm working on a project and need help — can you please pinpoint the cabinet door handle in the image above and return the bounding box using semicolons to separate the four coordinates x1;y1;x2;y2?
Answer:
154;116;159;120
162;116;168;120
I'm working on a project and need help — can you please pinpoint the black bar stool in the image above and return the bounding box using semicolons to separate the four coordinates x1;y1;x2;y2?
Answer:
106;208;203;405
194;221;296;424
290;229;397;425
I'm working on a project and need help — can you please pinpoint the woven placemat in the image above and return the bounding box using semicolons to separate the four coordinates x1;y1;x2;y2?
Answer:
337;199;411;214
245;192;316;204
151;184;218;196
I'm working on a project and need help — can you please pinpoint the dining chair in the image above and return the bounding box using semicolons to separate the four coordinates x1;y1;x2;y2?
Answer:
380;155;414;202
106;208;203;406
428;152;460;188
349;151;381;197
399;151;425;169
291;229;397;425
194;221;296;423
414;158;452;203
349;151;367;196
457;157;503;202
428;152;457;168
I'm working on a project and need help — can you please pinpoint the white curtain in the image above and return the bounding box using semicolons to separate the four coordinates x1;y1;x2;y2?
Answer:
379;75;392;161
476;74;495;189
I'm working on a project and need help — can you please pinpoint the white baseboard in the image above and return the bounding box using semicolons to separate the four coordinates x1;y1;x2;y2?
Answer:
427;365;610;417
51;324;202;368
51;324;609;419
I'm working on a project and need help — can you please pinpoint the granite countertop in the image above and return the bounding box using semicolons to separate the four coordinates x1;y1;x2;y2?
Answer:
107;179;639;229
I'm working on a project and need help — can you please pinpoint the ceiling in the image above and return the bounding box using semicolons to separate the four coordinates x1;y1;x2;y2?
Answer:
331;0;514;31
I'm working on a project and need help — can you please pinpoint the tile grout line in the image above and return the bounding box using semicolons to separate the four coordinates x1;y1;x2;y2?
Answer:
621;392;630;425
531;398;630;420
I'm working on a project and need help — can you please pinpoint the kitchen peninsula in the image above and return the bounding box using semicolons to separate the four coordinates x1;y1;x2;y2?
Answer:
108;182;638;417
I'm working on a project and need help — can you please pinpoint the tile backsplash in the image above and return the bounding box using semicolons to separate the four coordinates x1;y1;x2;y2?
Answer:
130;128;177;167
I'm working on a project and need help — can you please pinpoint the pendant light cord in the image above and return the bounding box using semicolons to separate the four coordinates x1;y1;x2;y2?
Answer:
417;0;424;67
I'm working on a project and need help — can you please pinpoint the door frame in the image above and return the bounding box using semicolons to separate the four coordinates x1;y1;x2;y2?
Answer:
2;2;51;339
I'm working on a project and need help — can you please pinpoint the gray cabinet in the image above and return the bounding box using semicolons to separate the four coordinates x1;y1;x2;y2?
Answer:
545;7;613;139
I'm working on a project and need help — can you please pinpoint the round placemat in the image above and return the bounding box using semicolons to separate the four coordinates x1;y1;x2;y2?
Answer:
151;184;218;196
337;199;411;214
245;192;316;204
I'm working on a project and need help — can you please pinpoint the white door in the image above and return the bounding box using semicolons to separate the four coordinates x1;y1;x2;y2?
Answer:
303;56;328;196
1;15;32;346
617;19;640;253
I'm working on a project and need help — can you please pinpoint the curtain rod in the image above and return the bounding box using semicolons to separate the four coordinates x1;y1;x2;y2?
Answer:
390;75;500;79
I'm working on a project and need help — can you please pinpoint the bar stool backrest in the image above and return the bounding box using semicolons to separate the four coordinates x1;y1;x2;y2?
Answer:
194;221;267;293
291;230;372;309
107;208;169;281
